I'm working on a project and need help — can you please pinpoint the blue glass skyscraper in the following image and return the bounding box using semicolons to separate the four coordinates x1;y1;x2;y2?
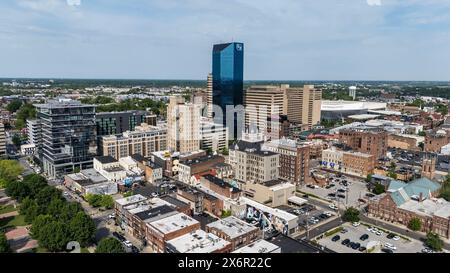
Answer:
212;42;244;139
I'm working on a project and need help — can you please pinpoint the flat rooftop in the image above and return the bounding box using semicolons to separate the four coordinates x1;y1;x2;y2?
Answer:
166;229;231;253
148;213;199;235
232;239;280;253
134;205;177;222
206;216;258;239
242;197;298;222
115;194;147;206
399;198;450;218
95;155;117;164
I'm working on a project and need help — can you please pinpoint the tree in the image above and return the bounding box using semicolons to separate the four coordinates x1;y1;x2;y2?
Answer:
5;180;30;201
35;186;63;213
20;197;39;223
6;99;23;113
30;215;55;240
100;195;114;209
23;174;48;197
0;160;23;183
373;183;385;195
59;202;83;223
418;142;424;151
221;148;229;156
365;174;372;183
426;232;443;252
15;104;36;129
37;220;70;252
407;217;422;231
85;194;103;208
0;232;10;253
387;171;397;180
69;212;96;247
12;134;22;147
418;131;426;137
96;238;125;253
342;207;360;222
221;210;232;218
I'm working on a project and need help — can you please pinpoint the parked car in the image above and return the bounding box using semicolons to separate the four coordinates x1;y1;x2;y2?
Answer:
393;236;400;241
352;222;360;227
382;248;394;253
331;235;341;242
352;242;361;250
376;231;383;236
360;234;369;241
359;246;367;252
123;240;132;248
113;232;125;242
108;214;116;219
340;228;348;234
384;243;397;250
337;194;346;199
329;204;338;210
341;239;350;246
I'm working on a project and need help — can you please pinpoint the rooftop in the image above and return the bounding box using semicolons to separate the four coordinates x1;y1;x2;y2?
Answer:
95;156;117;164
166;229;231;253
206;216;258;239
232;239;280;253
115;194;147;206
148;213;199;235
181;155;224;167
203;174;241;193
242;197;298;222
134;205;177;221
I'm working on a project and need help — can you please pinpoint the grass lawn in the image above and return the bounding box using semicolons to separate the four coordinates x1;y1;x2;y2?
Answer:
0;205;17;215
0;214;27;229
35;247;49;253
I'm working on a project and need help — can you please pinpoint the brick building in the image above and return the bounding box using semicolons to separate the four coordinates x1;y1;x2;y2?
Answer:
424;130;450;153
368;178;450;238
177;155;225;184
200;174;242;199
338;128;388;159
321;148;375;178
206;216;262;251
387;134;421;151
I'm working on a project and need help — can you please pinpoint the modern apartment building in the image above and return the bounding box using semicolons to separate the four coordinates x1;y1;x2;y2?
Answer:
0;123;5;158
228;133;279;185
100;123;167;160
167;96;202;153
262;138;311;186
212;42;244;139
200;118;228;152
96;110;147;137
34;98;97;178
338;128;388;159
27;119;42;145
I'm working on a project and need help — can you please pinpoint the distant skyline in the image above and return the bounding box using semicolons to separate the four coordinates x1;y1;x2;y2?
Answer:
1;0;450;81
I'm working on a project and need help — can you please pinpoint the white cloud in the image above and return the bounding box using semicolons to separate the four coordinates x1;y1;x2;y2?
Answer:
367;0;382;6
67;0;81;6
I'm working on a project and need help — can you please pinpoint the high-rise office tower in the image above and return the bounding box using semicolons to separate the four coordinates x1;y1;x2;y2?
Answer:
285;85;322;128
212;42;244;139
244;85;288;135
0;123;6;158
34;98;97;178
167;96;202;153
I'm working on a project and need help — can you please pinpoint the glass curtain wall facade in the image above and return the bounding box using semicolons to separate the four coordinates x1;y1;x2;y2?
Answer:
212;42;244;139
35;100;97;178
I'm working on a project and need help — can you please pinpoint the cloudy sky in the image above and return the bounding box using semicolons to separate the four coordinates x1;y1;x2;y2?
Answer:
0;0;449;81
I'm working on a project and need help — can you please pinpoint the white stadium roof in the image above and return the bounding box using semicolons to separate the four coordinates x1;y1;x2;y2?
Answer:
321;100;387;112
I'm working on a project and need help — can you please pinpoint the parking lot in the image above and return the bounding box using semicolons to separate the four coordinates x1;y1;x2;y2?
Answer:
300;173;371;208
317;222;428;253
278;203;337;229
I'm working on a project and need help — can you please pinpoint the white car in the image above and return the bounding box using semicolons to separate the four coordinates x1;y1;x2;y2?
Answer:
376;231;383;236
123;240;132;248
151;192;158;198
324;211;333;217
63;192;69;196
385;243;397;250
329;204;338;210
352;222;360;227
366;226;373;232
108;214;115;219
392;236;400;241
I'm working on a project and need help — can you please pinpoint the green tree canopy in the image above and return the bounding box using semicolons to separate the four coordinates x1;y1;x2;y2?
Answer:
0;232;10;253
15;103;36;129
20;197;39;223
37;220;70;252
30;214;55;240
426;232;443;252
100;195;114;209
96;238;125;253
69;212;96;247
407;217;422;231
6;99;23;113
5;180;30;201
342;207;360;222
23;174;48;197
85;194;103;208
373;183;385;195
0;160;24;184
12;134;22;147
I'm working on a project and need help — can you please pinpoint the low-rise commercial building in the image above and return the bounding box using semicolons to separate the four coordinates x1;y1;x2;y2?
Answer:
64;168;118;195
321;148;375;178
232;239;281;253
166;229;232;253
177;155;225;184
243;180;296;207
206;216;262;251
152;150;206;177
200;175;241;199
